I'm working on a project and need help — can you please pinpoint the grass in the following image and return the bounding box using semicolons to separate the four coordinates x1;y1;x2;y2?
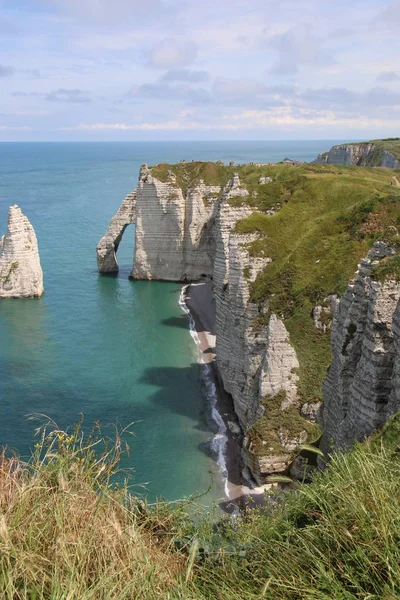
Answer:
372;254;400;282
371;137;400;160
150;161;237;195
246;393;320;456
190;416;400;599
1;416;400;599
148;161;400;457
0;420;194;600
230;165;400;405
343;137;400;162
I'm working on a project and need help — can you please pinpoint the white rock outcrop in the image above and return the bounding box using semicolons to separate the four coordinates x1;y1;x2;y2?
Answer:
259;314;299;408
98;166;317;482
313;143;400;168
132;165;218;281
0;205;43;298
97;190;136;273
321;242;400;453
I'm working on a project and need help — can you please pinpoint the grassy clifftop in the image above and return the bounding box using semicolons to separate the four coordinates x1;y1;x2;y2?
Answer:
359;137;400;159
150;161;400;406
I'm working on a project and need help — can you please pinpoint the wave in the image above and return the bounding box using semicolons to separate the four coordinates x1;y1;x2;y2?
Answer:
179;285;229;497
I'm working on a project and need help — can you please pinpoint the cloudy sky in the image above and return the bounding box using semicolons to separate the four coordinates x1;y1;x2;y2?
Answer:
0;0;399;140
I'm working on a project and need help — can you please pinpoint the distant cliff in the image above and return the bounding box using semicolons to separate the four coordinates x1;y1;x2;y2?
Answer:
0;205;43;298
314;138;400;168
98;160;400;483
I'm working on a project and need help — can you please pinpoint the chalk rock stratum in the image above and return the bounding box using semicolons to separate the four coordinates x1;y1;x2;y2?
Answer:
0;205;44;298
321;242;400;453
97;165;316;483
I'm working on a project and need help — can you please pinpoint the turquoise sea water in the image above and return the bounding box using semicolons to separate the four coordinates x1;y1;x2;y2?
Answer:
0;141;342;502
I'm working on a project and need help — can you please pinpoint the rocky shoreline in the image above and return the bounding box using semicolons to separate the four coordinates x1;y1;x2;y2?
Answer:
183;280;271;512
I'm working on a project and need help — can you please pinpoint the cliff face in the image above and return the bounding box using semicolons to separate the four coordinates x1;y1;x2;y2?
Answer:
98;166;313;483
97;191;136;273
0;205;44;299
99;160;400;484
314;142;400;168
97;165;218;281
321;242;400;453
210;179;308;482
132;165;218;281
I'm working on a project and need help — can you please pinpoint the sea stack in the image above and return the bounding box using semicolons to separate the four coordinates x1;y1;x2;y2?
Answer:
0;205;44;298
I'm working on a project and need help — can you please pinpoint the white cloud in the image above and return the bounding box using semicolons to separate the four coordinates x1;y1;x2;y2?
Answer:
0;64;15;77
46;89;92;103
43;0;168;24
147;39;198;69
268;23;334;75
0;125;32;131
377;71;400;82
372;0;400;32
61;103;400;133
160;69;209;83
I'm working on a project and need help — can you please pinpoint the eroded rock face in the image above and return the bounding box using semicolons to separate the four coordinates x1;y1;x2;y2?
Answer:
241;316;305;483
211;181;314;482
98;167;316;482
97;191;136;273
321;242;400;453
0;205;43;298
313;143;400;168
259;314;299;409
132;165;218;281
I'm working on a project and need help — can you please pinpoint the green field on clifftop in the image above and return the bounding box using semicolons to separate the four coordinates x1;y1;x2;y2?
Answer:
151;161;400;410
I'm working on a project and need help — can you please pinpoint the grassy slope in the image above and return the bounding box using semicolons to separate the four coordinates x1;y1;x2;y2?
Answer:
191;414;400;600
151;161;400;457
2;418;400;599
370;137;400;159
235;164;400;403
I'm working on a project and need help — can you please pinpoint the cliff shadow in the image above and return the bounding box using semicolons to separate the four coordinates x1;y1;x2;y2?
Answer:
161;316;192;329
139;362;244;490
138;363;210;434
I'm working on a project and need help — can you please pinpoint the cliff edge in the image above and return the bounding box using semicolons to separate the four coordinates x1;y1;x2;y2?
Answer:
98;160;400;483
0;205;44;299
314;138;400;168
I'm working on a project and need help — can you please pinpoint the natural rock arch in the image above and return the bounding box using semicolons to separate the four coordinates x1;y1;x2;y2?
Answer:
96;191;136;273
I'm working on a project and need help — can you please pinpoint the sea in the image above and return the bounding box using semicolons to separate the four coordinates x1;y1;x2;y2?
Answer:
0;140;343;504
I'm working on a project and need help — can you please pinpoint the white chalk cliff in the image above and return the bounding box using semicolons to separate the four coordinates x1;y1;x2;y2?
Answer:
314;142;400;168
99;163;400;482
321;242;400;453
0;205;44;298
96;191;136;273
97;165;314;483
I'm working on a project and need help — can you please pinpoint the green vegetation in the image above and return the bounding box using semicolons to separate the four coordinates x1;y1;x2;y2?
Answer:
346;137;400;161
150;160;400;409
151;161;237;194
191;414;400;600
371;137;400;160
372;253;400;282
2;417;400;599
0;421;190;599
247;392;320;456
1;261;19;283
231;164;400;404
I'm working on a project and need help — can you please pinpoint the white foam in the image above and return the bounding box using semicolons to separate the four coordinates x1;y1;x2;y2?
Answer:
179;284;230;498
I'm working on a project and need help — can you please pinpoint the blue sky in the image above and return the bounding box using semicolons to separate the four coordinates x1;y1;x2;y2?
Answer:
0;0;399;140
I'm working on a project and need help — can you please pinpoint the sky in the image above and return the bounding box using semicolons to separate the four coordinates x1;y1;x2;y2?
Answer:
0;0;399;141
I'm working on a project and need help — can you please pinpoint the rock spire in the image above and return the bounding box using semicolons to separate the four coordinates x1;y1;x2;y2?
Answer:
0;205;44;298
